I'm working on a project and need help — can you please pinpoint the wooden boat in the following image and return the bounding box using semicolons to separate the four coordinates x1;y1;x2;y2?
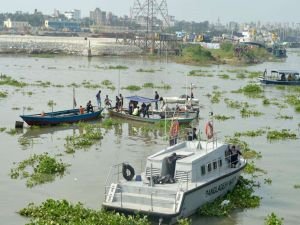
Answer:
20;108;103;126
103;129;246;224
108;96;197;124
259;69;300;85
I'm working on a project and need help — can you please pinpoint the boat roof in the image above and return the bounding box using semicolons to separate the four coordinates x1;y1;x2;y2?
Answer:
125;95;158;103
271;69;299;74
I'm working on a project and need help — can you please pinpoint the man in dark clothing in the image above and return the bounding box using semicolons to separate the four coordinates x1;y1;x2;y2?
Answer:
86;100;93;113
229;145;242;167
154;91;159;110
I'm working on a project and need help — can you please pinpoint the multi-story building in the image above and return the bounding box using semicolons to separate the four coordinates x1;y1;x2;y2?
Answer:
90;8;106;25
64;9;81;21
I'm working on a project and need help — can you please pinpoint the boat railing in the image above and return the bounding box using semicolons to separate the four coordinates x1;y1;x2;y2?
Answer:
176;170;192;191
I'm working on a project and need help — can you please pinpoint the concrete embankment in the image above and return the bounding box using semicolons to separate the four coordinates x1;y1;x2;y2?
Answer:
0;35;143;56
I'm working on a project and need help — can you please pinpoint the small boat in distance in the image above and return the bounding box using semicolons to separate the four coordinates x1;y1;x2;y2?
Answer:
103;126;246;224
20;108;103;126
259;69;300;85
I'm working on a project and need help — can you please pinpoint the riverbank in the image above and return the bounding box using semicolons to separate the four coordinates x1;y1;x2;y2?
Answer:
0;35;142;56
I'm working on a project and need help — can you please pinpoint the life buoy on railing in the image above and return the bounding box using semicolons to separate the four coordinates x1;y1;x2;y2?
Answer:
169;120;179;137
122;163;135;181
205;121;214;139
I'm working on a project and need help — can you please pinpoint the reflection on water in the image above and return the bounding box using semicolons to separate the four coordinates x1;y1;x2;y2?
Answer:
0;52;300;225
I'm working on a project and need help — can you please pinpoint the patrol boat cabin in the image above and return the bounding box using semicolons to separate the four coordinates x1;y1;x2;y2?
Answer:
103;138;246;224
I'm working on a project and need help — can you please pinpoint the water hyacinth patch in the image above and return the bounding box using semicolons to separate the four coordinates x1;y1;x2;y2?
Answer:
0;91;8;98
233;84;263;98
234;129;266;137
214;114;235;121
108;65;128;70
240;107;263;118
267;129;297;140
122;85;141;91
264;212;284;225
19;199;151;225
10;153;69;187
0;74;27;87
136;68;155;73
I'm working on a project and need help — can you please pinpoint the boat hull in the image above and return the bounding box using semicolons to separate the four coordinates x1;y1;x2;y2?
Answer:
259;78;300;85
107;109;196;124
20;108;103;126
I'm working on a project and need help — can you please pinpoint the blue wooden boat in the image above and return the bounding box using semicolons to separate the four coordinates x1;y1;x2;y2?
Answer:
259;69;300;85
20;108;103;126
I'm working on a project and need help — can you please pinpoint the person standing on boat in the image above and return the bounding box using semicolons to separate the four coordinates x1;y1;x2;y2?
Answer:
154;91;159;110
229;145;242;167
96;90;101;109
119;93;124;110
115;96;120;111
86;100;93;113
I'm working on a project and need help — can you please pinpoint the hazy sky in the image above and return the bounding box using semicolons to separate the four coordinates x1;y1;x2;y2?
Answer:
1;0;299;23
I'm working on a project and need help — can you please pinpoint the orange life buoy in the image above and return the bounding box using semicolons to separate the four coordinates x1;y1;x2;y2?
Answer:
170;120;179;137
205;121;213;139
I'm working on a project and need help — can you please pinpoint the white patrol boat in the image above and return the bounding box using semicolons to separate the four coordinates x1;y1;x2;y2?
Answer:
102;131;246;224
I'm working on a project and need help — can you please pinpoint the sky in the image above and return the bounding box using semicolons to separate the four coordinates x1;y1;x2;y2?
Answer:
1;0;300;24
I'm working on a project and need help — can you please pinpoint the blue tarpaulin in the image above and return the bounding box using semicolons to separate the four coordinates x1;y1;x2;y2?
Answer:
125;96;158;103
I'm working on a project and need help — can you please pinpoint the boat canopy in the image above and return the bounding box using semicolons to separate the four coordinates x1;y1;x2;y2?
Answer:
271;70;299;75
125;95;158;103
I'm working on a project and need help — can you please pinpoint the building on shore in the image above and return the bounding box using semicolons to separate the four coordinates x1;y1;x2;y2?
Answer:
3;18;30;30
44;20;81;32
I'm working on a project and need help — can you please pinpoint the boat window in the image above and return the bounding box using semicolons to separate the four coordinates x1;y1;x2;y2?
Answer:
201;165;206;176
218;159;222;167
207;163;212;172
213;161;217;170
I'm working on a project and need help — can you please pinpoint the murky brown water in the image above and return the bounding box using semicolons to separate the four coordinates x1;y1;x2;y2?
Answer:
0;52;299;225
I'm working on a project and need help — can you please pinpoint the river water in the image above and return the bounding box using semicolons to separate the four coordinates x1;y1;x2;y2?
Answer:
0;51;299;225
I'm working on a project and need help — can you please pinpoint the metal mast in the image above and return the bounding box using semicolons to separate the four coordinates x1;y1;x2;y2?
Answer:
131;0;170;32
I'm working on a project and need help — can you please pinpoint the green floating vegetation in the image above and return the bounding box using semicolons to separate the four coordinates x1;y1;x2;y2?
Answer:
6;128;18;135
82;80;102;89
236;72;246;79
177;218;192;225
108;65;128;70
0;91;8;98
244;161;267;174
285;94;300;112
233;84;263;98
247;71;261;79
240;107;263;118
210;91;222;104
224;98;250;109
214;114;235;121
122;85;141;91
64;124;103;153
143;82;155;88
188;70;211;77
34;80;52;88
101;118;120;128
218;74;230;79
53;84;64;88
267;129;297;140
0;74;27;87
47;100;56;107
275;114;293;120
101;80;113;86
264;212;284;225
10;153;69;188
28;53;55;58
294;184;300;189
67;82;81;88
234;129;266;137
155;82;171;89
19;199;151;225
136;68;155;73
198;176;260;217
0;127;6;132
18;137;32;148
